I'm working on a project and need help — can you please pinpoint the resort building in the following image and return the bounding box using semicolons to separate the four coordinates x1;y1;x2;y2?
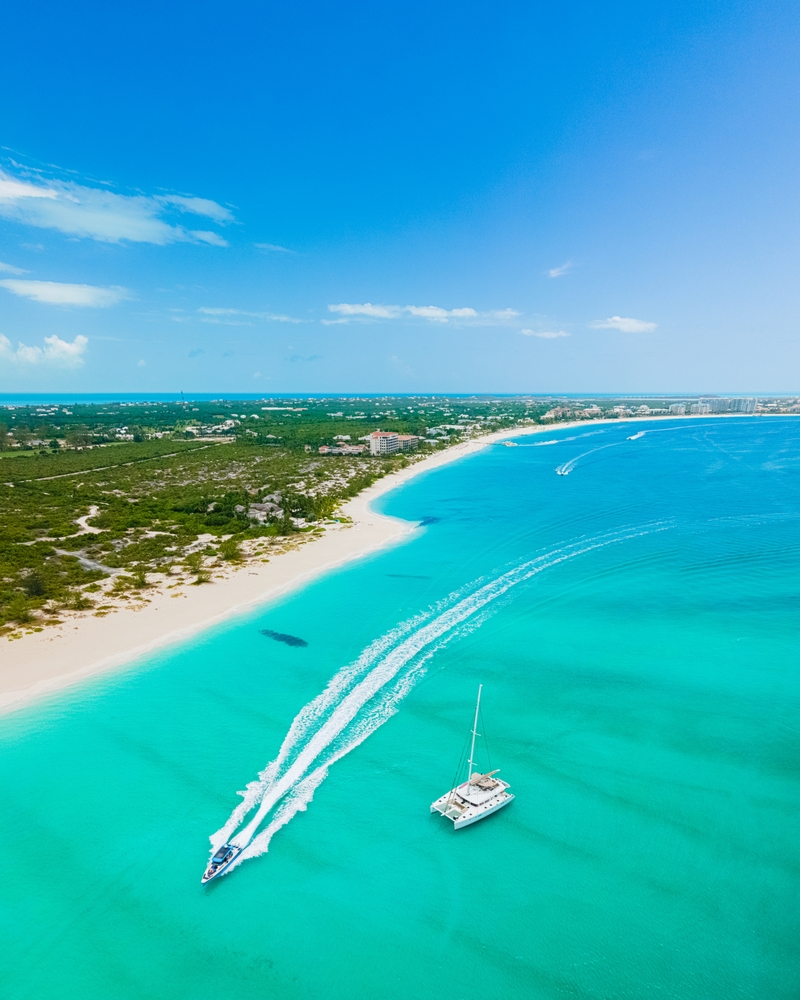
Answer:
669;403;686;415
318;444;366;455
704;397;757;414
369;431;400;455
368;432;419;454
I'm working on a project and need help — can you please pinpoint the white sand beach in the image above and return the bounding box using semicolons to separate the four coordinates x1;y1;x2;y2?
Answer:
0;414;770;713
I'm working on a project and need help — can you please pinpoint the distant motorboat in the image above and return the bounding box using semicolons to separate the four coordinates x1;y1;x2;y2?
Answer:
430;684;514;830
201;842;243;884
627;431;646;440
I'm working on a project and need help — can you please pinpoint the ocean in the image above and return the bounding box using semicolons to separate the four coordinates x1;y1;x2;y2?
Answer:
1;417;798;999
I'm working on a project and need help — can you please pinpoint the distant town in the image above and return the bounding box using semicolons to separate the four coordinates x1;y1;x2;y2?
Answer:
0;394;791;455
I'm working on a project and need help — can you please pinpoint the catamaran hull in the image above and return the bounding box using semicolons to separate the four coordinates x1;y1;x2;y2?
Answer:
452;792;514;829
430;787;514;829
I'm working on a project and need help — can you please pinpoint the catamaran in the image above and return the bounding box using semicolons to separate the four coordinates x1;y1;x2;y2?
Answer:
201;842;243;884
430;684;514;829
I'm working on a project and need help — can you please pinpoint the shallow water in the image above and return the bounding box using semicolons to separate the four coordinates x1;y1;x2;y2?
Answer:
1;418;798;999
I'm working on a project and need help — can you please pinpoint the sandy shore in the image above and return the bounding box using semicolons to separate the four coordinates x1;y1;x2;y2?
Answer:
0;414;777;713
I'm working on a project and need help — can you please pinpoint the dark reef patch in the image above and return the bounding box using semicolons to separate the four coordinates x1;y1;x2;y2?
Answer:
260;629;308;647
418;516;441;526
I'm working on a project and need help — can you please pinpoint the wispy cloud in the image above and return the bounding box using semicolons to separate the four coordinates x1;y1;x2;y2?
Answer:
327;302;402;319
155;195;233;223
405;305;477;321
0;332;88;367
0;261;27;275
521;328;570;338
0;279;128;307
0;165;232;246
547;261;573;278
590;315;657;333
324;303;518;325
254;242;295;253
197;306;303;324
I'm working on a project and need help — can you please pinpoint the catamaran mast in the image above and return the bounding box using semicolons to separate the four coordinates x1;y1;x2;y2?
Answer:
467;684;482;781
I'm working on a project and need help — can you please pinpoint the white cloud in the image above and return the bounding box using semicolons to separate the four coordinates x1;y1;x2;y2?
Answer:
197;306;303;324
0;333;88;367
547;261;573;278
0;261;27;275
521;328;570;338
325;303;515;324
188;230;229;247
328;302;403;319
0;166;232;246
255;242;295;253
590;315;657;333
0;175;57;202
0;279;127;307
137;359;146;367
154;195;233;223
405;305;478;322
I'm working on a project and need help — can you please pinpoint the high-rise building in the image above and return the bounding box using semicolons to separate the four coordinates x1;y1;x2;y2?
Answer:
702;397;757;414
669;403;686;415
369;431;400;455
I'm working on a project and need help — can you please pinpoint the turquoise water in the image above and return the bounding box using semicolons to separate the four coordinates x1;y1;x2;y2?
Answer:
2;417;799;999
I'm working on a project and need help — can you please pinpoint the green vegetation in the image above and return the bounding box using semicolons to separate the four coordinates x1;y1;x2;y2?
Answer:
2;391;781;636
0;394;542;634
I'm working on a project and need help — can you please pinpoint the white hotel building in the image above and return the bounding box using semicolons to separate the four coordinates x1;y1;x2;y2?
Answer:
369;431;419;455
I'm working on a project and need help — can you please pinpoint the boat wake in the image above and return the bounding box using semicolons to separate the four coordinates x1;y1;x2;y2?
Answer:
556;434;643;475
208;522;671;874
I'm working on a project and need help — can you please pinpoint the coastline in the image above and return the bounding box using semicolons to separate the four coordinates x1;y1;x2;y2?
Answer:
0;413;781;714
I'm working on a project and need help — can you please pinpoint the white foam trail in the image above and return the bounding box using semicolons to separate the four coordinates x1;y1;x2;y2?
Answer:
210;523;671;869
556;438;629;475
521;429;607;449
210;596;472;847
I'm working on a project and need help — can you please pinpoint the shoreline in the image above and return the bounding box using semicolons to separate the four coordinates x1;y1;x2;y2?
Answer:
0;412;785;715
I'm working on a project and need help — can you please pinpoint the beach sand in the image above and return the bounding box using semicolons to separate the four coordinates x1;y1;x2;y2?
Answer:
0;415;767;713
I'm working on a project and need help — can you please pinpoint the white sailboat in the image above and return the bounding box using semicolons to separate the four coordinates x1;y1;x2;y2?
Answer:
430;684;514;829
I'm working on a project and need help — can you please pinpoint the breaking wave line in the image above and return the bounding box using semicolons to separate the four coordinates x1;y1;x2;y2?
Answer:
209;522;670;872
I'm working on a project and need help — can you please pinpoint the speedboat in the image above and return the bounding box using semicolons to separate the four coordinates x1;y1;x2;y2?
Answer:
201;842;243;884
431;684;514;830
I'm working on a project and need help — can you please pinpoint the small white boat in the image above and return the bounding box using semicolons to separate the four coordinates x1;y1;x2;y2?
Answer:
627;431;645;440
201;842;243;884
430;684;514;830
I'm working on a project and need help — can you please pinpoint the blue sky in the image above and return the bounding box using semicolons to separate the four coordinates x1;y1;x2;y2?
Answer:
1;0;798;394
